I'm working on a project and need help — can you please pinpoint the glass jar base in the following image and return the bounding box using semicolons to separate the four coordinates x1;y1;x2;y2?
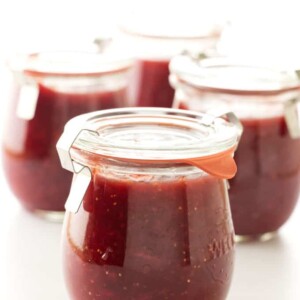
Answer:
33;209;65;222
234;231;278;243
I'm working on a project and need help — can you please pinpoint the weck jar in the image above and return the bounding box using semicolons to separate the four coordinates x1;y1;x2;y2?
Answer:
109;16;222;108
170;55;300;241
57;107;241;299
2;51;132;221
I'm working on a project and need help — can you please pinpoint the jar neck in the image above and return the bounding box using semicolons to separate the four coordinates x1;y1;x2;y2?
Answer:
171;74;300;98
70;147;207;178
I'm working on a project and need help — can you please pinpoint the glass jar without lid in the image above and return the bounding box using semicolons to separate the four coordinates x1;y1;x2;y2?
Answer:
57;107;241;299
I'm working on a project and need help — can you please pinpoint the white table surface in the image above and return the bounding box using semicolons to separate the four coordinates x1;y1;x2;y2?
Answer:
0;160;299;300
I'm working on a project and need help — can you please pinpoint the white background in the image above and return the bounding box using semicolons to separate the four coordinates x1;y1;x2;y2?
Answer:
1;1;300;299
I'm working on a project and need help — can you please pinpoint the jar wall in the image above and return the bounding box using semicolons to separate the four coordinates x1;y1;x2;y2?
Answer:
173;87;300;236
229;115;300;235
63;165;235;299
2;69;131;215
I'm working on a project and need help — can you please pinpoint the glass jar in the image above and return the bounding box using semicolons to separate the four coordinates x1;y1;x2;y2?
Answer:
170;55;300;241
2;51;132;221
57;107;240;299
109;17;222;108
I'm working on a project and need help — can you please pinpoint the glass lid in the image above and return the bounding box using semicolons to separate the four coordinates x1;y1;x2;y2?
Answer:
57;108;242;179
9;51;133;77
66;107;238;160
169;55;300;94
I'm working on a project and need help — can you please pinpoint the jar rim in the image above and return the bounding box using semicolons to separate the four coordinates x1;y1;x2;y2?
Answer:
118;25;222;40
169;55;300;96
8;51;133;78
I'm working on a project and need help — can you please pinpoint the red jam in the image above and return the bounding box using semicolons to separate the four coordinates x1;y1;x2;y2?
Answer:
229;116;300;235
63;170;234;300
131;59;175;108
2;84;128;212
174;102;300;236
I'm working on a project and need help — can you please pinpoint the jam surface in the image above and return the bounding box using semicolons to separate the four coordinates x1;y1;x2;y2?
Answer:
229;116;300;235
131;59;175;108
63;170;234;300
2;84;128;212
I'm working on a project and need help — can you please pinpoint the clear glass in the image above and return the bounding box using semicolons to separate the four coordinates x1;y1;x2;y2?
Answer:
171;55;300;240
60;108;238;299
2;52;132;221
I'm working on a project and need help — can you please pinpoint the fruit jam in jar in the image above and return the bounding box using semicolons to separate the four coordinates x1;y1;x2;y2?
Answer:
57;107;241;299
2;52;132;220
170;55;300;240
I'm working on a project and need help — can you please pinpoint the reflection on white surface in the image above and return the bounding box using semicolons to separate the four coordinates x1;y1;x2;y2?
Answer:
229;227;300;300
0;144;66;299
2;209;67;300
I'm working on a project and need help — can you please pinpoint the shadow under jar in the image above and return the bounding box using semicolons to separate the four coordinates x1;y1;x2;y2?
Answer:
110;20;221;108
170;55;300;241
57;107;241;299
2;52;132;221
